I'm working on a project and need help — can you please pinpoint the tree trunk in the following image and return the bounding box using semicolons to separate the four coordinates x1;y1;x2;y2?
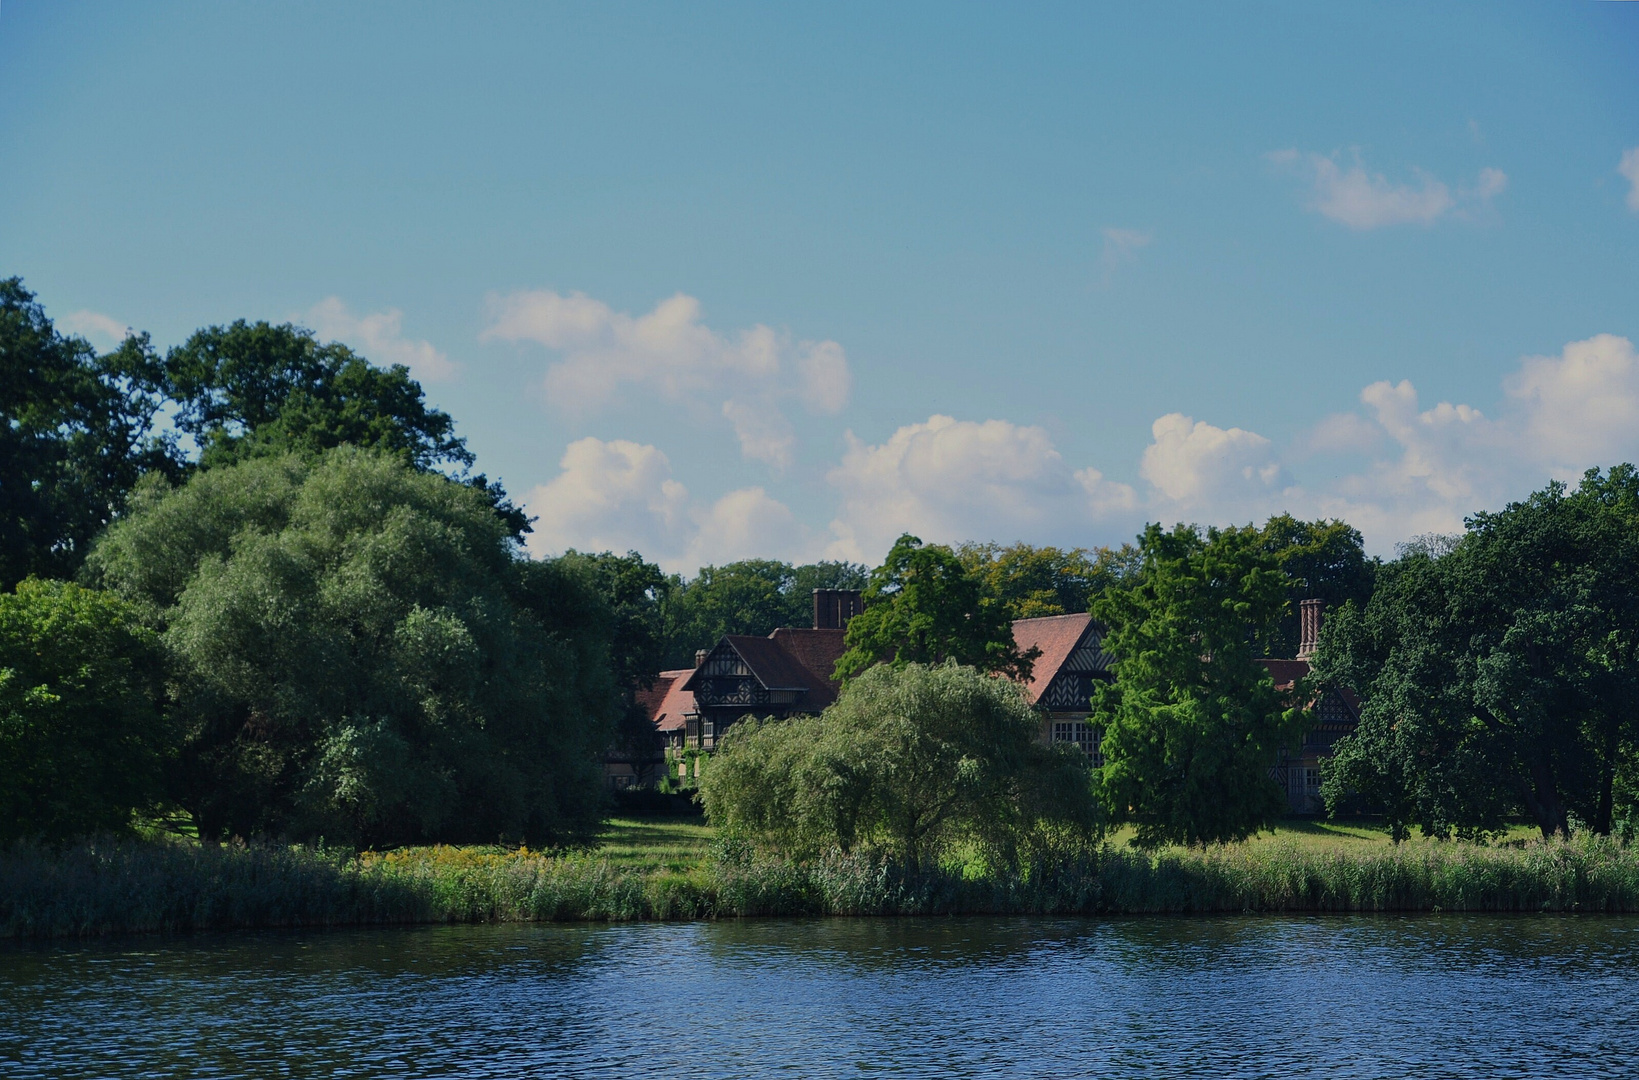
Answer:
1518;757;1569;839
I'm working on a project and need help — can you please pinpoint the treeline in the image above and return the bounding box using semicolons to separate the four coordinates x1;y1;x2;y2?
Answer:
7;274;1639;859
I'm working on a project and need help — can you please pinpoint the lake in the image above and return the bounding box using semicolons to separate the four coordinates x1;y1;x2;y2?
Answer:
3;916;1636;1078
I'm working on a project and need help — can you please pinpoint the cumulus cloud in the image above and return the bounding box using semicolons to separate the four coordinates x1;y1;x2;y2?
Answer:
59;310;131;349
482;289;851;470
1504;334;1639;473
1269;149;1505;229
822;415;1137;561
1139;413;1285;509
1620;148;1639;212
523;436;812;571
306;297;458;382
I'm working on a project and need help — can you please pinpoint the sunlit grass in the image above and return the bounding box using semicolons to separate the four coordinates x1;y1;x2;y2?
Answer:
596;817;713;872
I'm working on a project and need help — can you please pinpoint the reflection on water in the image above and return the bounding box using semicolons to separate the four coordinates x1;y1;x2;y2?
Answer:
3;916;1636;1078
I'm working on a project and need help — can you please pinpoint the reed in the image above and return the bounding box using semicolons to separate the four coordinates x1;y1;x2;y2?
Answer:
5;833;1638;937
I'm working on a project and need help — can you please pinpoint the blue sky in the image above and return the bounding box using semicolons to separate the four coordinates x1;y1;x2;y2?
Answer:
4;2;1637;570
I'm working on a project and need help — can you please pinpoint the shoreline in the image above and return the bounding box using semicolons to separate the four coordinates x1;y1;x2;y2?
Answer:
6;833;1639;938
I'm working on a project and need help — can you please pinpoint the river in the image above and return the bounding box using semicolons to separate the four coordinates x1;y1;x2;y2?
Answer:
3;916;1636;1078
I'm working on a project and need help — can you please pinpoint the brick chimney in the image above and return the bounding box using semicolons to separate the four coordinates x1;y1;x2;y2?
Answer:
812;589;863;630
1297;598;1325;660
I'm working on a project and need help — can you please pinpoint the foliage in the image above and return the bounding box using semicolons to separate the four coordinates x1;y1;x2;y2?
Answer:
558;550;672;769
0;278;182;587
957;541;1138;619
700;662;1101;869
8;830;1639;936
836;535;1033;680
660;558;867;666
1090;523;1306;847
0;579;171;841
84;447;616;848
1255;514;1376;657
1315;468;1639;840
163;319;470;471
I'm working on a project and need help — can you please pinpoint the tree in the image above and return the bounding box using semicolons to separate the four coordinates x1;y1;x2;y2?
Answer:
163;320;471;471
0;278;181;587
1256;514;1376;657
1089;523;1306;847
0;579;171;841
835;535;1033;680
558;550;671;772
699;662;1100;868
85;448;616;848
660;558;867;666
1315;469;1639;839
957;541;1138;619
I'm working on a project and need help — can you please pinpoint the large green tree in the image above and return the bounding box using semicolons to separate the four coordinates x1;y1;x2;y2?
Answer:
700;662;1100;868
1256;514;1376;657
0;579;171;841
835;535;1033;680
1315;468;1639;839
558;550;671;769
86;448;616;848
1089;523;1306;847
660;558;866;666
0;279;181;587
956;541;1138;619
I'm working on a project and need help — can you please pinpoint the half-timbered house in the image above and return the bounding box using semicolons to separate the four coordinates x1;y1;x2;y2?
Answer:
1259;599;1360;813
1011;613;1115;762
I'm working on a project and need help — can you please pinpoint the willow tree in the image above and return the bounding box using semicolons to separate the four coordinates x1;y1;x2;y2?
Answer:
86;447;617;848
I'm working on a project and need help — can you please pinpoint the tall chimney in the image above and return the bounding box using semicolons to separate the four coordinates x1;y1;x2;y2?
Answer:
694;648;709;669
812;589;864;630
1298;598;1325;660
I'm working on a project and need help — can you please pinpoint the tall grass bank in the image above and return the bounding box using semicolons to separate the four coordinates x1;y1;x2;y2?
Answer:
6;836;1639;937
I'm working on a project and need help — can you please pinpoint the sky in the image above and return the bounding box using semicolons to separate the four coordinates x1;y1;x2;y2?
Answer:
3;2;1637;572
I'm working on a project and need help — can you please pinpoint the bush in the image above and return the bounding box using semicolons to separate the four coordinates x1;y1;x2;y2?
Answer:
0;579;170;841
699;662;1102;869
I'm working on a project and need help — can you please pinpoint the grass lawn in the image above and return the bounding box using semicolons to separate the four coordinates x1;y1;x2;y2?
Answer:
595;815;1549;870
595;816;714;872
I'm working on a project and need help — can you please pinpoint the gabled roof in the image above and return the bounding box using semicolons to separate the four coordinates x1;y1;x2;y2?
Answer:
767;627;847;710
1011;613;1104;704
643;667;695;733
675;628;848;711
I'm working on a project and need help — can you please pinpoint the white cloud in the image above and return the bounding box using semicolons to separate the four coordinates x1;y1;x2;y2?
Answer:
523;436;811;571
1098;227;1152;283
1620;147;1639;212
1504;333;1639;472
1139;413;1284;510
306;297;458;382
59;310;131;348
1270;149;1505;229
482;289;851;470
823;415;1137;561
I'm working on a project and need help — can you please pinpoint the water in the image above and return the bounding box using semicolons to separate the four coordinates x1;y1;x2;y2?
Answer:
3;916;1636;1078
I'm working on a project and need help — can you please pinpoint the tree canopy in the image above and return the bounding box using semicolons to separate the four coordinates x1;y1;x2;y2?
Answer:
85;448;616;848
0;279;181;588
835;535;1033;681
1090;523;1306;847
1256;514;1376;657
0;579;172;841
956;541;1138;619
660;558;866;666
1314;468;1639;840
699;662;1100;868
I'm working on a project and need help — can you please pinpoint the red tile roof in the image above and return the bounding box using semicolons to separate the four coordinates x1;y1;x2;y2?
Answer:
1258;658;1310;690
1011;613;1094;704
767;627;848;710
644;668;696;733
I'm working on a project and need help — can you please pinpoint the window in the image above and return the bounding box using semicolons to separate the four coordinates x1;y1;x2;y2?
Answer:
1052;721;1103;766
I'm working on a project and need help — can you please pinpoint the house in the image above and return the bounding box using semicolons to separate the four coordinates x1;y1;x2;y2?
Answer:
676;588;862;750
1011;612;1115;763
1258;598;1360;813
